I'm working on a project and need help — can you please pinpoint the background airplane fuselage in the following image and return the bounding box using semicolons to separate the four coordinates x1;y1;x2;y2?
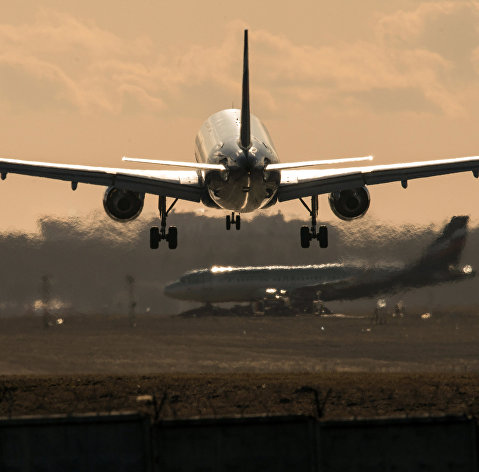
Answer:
165;264;393;303
164;263;474;304
194;109;280;212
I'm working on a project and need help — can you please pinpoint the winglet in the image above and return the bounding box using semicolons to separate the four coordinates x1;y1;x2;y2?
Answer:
240;29;251;150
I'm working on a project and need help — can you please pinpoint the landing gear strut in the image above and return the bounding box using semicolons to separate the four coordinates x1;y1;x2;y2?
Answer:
150;196;178;250
299;195;328;248
226;212;241;230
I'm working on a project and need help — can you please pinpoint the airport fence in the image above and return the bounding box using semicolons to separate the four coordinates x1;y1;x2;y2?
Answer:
0;412;476;471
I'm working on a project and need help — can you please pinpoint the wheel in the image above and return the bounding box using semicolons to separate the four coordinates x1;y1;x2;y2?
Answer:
150;226;160;249
167;226;178;249
226;215;231;230
300;226;310;248
235;214;241;230
318;225;328;248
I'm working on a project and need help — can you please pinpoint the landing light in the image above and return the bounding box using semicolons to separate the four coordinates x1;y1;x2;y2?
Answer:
265;288;276;294
463;265;473;274
376;298;387;309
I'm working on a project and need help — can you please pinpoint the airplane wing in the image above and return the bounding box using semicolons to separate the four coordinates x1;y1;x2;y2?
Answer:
290;275;382;302
0;157;203;202
290;279;354;298
278;155;479;201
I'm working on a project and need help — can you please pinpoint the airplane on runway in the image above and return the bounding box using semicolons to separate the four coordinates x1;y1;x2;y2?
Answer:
2;31;479;249
164;216;474;312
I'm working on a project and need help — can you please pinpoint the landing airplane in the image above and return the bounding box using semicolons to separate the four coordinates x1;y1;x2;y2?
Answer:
2;31;479;249
164;216;474;312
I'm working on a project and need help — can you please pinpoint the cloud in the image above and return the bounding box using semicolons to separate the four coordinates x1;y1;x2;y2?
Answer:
375;2;479;112
251;29;455;114
0;6;478;117
250;2;479;116
376;2;479;61
0;10;166;113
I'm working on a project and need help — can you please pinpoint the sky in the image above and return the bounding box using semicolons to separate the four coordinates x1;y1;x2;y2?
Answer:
1;1;479;233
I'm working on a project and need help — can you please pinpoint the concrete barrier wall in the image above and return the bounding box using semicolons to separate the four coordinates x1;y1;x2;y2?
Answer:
0;413;477;471
0;413;151;472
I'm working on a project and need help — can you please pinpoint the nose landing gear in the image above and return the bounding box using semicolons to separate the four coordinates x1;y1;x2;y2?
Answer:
150;196;178;250
226;212;241;230
299;195;328;248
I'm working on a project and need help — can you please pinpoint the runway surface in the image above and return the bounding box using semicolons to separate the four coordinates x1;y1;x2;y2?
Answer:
0;311;478;419
1;311;478;374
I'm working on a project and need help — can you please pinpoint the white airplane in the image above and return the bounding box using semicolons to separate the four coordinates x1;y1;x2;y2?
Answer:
2;30;479;249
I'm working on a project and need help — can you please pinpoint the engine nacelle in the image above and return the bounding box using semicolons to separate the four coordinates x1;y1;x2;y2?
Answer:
103;186;144;222
328;186;370;221
201;190;222;209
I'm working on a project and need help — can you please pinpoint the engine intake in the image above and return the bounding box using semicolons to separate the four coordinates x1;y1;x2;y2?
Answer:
328;186;370;221
103;186;144;222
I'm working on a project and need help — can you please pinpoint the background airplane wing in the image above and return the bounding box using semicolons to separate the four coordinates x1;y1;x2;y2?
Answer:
278;155;479;201
0;158;203;202
290;276;377;301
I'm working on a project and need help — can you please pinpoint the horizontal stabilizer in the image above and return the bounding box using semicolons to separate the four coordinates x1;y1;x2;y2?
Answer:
122;156;226;171
266;155;373;171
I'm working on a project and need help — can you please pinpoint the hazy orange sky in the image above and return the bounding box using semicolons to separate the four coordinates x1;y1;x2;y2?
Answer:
1;1;479;233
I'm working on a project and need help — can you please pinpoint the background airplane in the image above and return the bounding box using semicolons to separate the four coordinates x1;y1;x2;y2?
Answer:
2;32;479;249
164;216;474;313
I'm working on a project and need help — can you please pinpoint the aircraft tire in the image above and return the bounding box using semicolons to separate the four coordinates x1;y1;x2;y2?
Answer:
318;225;328;248
167;226;178;250
300;226;310;248
235;215;241;230
150;226;160;249
226;215;231;230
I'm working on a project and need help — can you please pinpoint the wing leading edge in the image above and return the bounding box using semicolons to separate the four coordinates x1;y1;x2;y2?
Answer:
278;155;479;201
0;158;203;202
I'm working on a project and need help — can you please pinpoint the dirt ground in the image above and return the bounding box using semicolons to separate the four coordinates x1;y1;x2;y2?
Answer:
0;310;479;419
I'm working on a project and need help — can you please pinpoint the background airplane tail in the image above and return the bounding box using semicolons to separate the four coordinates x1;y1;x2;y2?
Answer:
413;216;469;272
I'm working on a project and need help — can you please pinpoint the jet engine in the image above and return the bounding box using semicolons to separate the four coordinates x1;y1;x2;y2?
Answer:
328;187;370;221
103;186;144;222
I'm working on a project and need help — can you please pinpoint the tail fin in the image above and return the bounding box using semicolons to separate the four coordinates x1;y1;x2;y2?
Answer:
417;216;469;269
240;29;251;150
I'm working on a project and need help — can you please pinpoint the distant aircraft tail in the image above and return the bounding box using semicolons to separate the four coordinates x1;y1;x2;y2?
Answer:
240;30;251;150
413;216;469;271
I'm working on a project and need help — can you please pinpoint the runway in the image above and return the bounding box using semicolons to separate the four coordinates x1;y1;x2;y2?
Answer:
0;310;478;374
1;311;479;419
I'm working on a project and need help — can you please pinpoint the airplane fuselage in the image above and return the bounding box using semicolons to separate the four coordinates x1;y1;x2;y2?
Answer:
195;109;281;212
165;264;387;303
164;262;475;304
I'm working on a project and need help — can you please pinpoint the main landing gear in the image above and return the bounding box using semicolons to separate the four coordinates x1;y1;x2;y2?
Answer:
299;195;328;249
150;196;178;250
226;212;241;230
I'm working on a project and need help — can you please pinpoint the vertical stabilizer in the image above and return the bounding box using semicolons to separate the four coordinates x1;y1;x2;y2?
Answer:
240;30;251;150
415;216;469;270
